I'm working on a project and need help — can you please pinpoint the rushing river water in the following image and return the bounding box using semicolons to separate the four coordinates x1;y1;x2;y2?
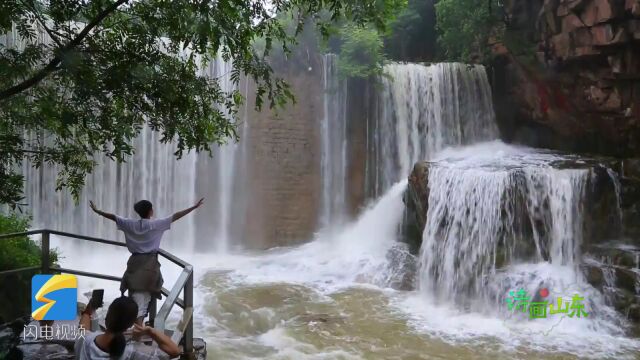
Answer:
18;53;640;359
52;157;640;359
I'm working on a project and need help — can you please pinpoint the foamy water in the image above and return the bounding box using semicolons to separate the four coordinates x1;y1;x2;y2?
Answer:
54;166;640;359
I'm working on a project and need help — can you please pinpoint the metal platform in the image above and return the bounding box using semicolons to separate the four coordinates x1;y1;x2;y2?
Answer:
0;229;207;359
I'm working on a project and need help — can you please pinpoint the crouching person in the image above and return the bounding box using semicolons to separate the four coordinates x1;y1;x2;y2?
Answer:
75;296;180;359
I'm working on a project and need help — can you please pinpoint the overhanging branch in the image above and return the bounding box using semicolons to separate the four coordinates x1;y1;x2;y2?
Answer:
0;0;130;101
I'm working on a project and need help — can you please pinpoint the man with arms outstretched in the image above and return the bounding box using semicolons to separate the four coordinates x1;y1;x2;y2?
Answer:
89;198;204;324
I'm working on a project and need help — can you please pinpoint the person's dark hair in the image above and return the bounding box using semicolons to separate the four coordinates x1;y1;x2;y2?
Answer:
104;296;138;357
134;200;153;218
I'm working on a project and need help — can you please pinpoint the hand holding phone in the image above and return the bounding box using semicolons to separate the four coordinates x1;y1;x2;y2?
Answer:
89;289;104;309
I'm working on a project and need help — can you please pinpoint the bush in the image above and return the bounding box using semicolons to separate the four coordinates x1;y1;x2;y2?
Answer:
0;213;58;271
0;214;42;271
0;213;58;323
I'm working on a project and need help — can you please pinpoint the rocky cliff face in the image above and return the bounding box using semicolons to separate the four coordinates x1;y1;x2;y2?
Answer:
493;0;640;157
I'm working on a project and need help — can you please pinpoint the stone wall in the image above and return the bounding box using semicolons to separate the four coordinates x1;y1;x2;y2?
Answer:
345;78;374;216
494;0;640;157
241;56;324;249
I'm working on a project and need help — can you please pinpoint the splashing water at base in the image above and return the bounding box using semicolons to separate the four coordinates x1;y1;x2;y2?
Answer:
54;173;640;359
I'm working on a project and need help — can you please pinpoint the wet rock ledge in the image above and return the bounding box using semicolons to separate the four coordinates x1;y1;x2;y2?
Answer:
402;158;640;326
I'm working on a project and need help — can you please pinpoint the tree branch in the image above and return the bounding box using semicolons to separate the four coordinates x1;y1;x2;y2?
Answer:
0;0;130;101
19;0;64;48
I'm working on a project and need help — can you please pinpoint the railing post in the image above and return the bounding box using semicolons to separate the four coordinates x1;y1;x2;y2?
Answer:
184;271;193;355
41;231;50;274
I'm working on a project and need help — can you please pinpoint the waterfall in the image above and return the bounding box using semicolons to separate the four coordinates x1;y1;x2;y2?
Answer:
225;180;409;289
7;19;246;252
524;168;589;266
605;167;624;229
318;54;348;230
418;145;592;303
21;127;199;248
416;142;627;335
193;58;248;253
368;63;499;196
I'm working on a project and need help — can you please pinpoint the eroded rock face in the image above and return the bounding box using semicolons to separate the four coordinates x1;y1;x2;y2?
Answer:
404;162;430;239
621;158;640;239
494;0;640;157
582;244;640;325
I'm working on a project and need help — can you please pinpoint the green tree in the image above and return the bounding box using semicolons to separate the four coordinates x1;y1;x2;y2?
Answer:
435;0;504;62
0;0;395;207
385;0;436;61
336;23;385;79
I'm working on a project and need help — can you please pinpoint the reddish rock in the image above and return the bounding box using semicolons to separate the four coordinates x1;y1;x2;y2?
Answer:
492;41;510;56
626;0;640;15
563;13;587;33
494;0;640;157
628;19;640;39
572;27;593;46
558;0;587;16
603;89;622;111
608;54;624;73
608;48;640;76
580;0;620;26
589;85;608;104
573;46;600;57
542;4;562;34
591;24;627;45
552;32;572;58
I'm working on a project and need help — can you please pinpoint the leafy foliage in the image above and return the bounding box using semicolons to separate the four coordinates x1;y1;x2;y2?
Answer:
317;0;407;79
0;0;394;207
0;213;57;271
385;0;436;61
0;212;58;325
435;0;504;62
336;24;385;79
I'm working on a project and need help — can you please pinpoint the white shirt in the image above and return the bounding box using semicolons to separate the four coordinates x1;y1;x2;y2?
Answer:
115;216;172;254
75;331;162;360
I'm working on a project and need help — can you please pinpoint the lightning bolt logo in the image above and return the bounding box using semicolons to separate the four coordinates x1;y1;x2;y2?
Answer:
31;274;77;320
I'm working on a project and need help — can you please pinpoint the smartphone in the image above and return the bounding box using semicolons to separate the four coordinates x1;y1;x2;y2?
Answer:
89;289;104;309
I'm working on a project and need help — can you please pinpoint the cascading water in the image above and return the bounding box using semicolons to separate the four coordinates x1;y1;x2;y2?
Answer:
419;143;596;304
318;54;348;230
411;116;634;355
6;20;639;357
368;63;498;196
9;21;246;252
193;58;248;253
21;126;199;248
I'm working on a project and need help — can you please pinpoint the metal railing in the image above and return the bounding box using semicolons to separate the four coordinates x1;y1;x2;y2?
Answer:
0;229;194;356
